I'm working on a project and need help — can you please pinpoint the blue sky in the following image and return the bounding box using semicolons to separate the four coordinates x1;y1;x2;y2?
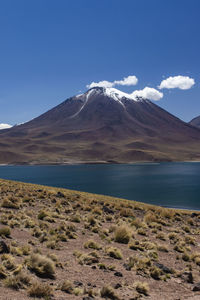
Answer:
0;0;199;125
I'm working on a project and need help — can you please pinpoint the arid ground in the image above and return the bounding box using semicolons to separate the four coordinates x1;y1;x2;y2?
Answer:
0;179;200;299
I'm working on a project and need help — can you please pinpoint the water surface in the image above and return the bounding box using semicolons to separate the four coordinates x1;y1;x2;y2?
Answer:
0;162;199;210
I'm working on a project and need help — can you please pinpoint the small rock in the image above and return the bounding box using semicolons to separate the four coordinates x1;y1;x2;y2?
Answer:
56;191;65;198
74;281;83;287
103;206;114;214
181;272;193;284
91;265;96;269
191;212;198;218
114;283;122;289
193;282;200;291
82;297;94;300
0;240;10;254
123;263;131;271
114;271;123;277
154;262;173;274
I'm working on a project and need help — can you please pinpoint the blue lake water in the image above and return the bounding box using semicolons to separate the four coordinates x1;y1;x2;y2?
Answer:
0;162;200;210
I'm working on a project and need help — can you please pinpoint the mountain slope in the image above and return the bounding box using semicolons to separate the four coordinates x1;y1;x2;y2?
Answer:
1;87;200;164
189;115;200;129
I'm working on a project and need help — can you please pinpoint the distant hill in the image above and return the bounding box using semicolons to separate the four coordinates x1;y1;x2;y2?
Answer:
1;87;200;164
189;116;200;129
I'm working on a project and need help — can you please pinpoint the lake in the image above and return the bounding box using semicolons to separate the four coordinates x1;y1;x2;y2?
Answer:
0;162;200;210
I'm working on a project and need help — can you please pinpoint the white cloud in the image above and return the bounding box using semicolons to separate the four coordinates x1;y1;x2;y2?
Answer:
0;123;12;130
114;75;138;86
159;75;195;90
87;80;114;89
87;75;138;89
131;87;163;101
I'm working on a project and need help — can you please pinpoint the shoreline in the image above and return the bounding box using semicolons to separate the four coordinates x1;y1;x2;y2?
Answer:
0;177;198;213
0;160;200;166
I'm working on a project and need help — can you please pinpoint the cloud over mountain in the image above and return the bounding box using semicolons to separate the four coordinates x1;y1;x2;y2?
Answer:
131;87;163;101
159;75;195;90
0;123;12;130
87;75;138;89
114;75;138;86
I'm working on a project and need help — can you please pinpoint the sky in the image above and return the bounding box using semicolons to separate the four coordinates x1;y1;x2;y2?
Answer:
0;0;200;126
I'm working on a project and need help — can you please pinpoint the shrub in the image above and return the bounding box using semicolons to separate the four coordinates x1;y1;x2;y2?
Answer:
84;240;102;250
120;208;134;218
156;233;166;241
185;235;195;245
134;281;149;296
129;240;144;251
60;280;74;293
92;207;102;215
70;214;81;223
160;208;175;219
1;197;21;209
0;227;11;237
38;210;48;220
157;244;169;252
191;252;200;265
28;281;53;298
144;212;158;224
100;286;120;300
1;254;16;271
21;244;31;255
174;242;185;253
3;271;31;290
0;265;7;279
26;253;55;278
150;266;162;280
182;252;191;262
137;228;147;236
87;215;96;226
106;247;123;260
114;225;131;244
78;252;99;265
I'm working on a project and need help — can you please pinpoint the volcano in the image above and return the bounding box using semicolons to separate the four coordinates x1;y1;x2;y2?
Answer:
1;87;200;164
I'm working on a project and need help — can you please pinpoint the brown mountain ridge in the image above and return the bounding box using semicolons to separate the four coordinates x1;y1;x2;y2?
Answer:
0;87;200;164
189;116;200;129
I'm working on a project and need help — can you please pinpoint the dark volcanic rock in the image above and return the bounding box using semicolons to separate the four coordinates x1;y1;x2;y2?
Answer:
56;191;65;198
181;272;193;284
114;271;123;277
74;281;83;287
114;283;122;289
193;282;200;291
103;206;114;214
154;263;173;274
191;212;198;218
123;263;131;271
0;240;10;254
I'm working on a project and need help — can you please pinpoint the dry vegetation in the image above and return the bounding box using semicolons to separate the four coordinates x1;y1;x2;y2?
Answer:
0;179;200;299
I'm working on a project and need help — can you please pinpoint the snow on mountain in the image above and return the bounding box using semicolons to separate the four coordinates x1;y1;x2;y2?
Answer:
83;87;142;102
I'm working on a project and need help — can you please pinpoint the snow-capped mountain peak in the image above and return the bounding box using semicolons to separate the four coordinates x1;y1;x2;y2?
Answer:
80;87;144;103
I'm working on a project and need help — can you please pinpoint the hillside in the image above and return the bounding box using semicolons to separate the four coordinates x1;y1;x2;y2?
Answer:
0;87;200;164
0;179;200;299
189;116;200;129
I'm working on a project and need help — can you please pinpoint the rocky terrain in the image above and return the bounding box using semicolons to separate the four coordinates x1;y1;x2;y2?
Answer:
0;87;200;164
0;179;200;299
